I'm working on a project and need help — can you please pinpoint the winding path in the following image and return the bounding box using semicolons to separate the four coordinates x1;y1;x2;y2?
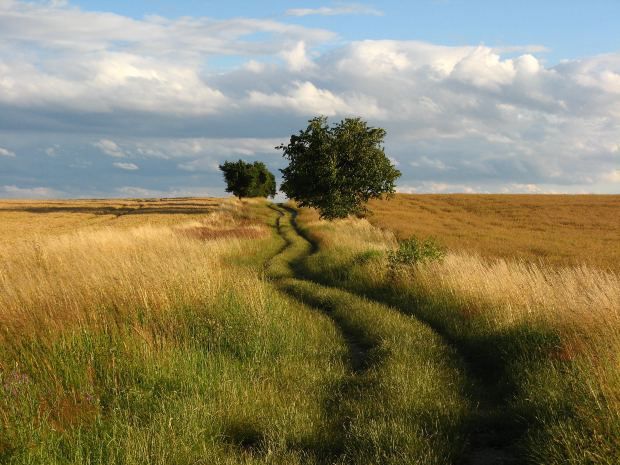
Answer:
266;204;520;465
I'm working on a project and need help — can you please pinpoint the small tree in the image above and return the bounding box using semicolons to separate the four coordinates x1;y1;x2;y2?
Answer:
278;116;401;219
219;160;276;199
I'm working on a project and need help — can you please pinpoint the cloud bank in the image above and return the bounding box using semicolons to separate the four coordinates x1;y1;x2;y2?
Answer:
0;0;618;197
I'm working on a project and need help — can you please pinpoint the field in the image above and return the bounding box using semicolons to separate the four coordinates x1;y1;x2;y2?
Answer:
0;196;619;464
0;198;222;246
367;194;620;270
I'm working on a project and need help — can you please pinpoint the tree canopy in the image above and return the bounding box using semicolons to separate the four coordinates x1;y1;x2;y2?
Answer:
219;160;276;199
278;116;401;219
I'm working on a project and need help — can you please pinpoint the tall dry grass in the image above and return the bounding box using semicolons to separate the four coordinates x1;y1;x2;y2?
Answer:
0;199;345;464
0;202;262;342
410;253;620;464
415;253;620;332
298;206;620;339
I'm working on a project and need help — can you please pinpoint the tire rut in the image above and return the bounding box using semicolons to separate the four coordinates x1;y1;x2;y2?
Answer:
268;205;375;374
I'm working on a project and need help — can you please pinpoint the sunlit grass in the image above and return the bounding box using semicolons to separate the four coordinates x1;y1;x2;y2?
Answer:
3;194;618;464
0;198;223;247
0;199;344;464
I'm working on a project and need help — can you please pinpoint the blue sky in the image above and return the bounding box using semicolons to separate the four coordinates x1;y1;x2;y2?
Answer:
0;0;619;197
70;0;620;64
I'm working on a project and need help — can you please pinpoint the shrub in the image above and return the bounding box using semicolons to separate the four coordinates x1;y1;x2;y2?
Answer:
388;237;445;269
354;249;384;265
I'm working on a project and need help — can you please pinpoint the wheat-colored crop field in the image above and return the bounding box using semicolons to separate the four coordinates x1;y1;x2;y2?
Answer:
0;198;223;246
367;194;620;270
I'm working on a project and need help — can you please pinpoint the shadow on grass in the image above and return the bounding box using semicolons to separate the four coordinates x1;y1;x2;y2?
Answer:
276;280;391;464
223;420;267;453
1;206;216;216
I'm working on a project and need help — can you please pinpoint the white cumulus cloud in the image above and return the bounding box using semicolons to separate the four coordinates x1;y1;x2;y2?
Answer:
115;186;215;198
0;146;15;157
281;41;316;72
113;162;139;170
1;185;61;197
178;159;220;172
602;170;620;183
248;81;384;117
94;139;125;158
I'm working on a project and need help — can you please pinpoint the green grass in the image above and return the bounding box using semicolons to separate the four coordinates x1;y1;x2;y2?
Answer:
267;207;470;464
1;203;346;464
2;288;347;465
1;200;468;465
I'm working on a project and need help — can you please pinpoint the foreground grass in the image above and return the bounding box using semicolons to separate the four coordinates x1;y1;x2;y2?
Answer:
295;206;620;464
4;195;616;464
267;207;470;464
0;199;346;464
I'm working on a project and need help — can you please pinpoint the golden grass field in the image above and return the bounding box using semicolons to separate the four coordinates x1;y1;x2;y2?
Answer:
367;194;620;270
0;198;222;246
0;198;269;342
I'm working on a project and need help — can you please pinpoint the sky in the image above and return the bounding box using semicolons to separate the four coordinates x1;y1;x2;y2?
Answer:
0;0;619;198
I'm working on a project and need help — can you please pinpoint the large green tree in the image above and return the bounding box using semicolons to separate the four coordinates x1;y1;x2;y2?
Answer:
278;116;401;219
219;160;276;199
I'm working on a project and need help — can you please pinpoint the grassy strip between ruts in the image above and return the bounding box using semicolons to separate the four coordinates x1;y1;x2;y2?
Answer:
268;206;470;464
294;205;620;465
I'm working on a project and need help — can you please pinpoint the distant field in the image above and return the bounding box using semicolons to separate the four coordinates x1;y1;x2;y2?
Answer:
0;198;221;245
367;194;620;270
